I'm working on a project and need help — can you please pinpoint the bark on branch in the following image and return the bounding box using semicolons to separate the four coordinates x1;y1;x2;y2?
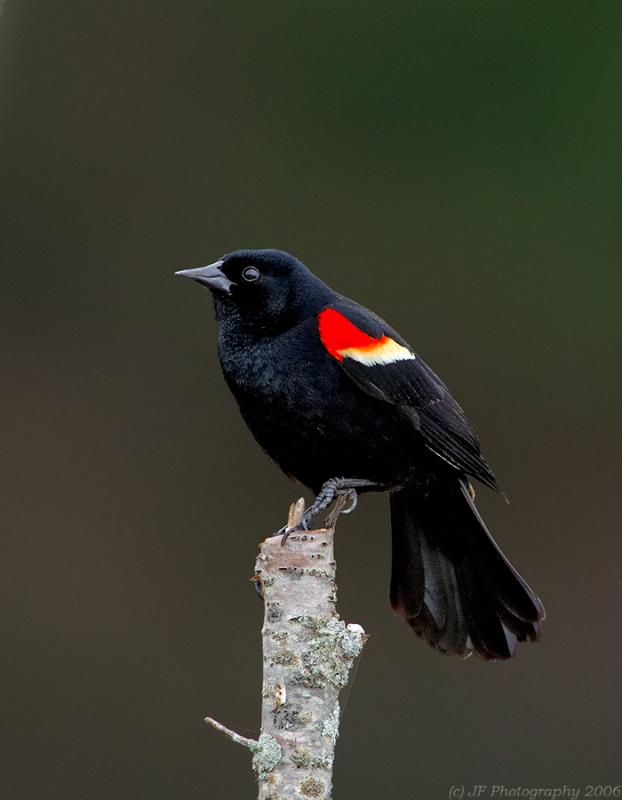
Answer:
205;496;367;799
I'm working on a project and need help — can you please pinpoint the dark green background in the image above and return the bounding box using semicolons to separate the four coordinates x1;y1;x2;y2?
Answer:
2;2;621;798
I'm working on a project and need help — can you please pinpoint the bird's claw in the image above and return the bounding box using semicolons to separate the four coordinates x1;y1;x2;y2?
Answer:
278;519;308;546
277;488;359;545
340;489;358;514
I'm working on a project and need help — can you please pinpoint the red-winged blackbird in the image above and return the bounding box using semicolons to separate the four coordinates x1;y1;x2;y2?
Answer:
176;249;544;660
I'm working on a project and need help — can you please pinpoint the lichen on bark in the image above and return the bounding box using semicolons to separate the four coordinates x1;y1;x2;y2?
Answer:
251;734;282;779
205;498;367;800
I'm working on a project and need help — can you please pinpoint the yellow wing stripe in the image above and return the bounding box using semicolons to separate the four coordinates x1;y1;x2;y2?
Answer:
338;337;415;366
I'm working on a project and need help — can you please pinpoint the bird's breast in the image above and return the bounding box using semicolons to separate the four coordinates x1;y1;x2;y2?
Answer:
219;329;337;412
216;320;420;490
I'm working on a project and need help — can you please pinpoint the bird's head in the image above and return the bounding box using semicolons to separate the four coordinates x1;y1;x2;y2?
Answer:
175;249;329;329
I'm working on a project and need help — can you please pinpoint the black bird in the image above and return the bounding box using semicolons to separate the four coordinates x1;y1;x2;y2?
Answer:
176;249;544;660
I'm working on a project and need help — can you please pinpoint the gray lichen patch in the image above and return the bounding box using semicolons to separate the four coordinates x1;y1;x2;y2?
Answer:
299;618;363;689
290;614;325;631
289;748;333;771
251;733;282;779
270;648;299;667
288;671;325;689
266;602;282;623
298;776;326;798
341;624;367;658
320;703;340;745
273;703;310;731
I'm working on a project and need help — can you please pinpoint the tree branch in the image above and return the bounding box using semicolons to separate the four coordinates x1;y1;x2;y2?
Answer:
205;497;367;799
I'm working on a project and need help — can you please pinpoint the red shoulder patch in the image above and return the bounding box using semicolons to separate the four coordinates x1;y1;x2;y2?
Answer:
317;308;416;366
317;308;379;361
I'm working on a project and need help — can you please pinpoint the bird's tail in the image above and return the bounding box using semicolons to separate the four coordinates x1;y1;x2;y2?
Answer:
389;479;544;660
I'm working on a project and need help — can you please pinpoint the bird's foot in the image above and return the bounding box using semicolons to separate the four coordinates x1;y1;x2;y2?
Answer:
322;489;357;530
278;478;376;546
278;520;307;546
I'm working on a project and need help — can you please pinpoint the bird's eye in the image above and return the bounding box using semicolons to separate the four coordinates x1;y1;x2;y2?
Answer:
242;266;260;283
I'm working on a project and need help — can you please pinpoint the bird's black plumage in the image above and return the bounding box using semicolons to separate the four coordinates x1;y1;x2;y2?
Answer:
176;248;544;660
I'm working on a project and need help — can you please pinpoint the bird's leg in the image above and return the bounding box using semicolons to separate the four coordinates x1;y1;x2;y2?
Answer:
301;478;375;529
280;477;378;544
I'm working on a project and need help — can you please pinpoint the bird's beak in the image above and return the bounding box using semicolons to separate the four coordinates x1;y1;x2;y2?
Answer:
174;261;233;294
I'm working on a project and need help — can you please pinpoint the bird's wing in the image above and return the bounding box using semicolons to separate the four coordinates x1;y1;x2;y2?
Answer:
316;299;500;491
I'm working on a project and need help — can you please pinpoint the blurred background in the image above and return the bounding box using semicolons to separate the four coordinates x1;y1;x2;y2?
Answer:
2;2;621;798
